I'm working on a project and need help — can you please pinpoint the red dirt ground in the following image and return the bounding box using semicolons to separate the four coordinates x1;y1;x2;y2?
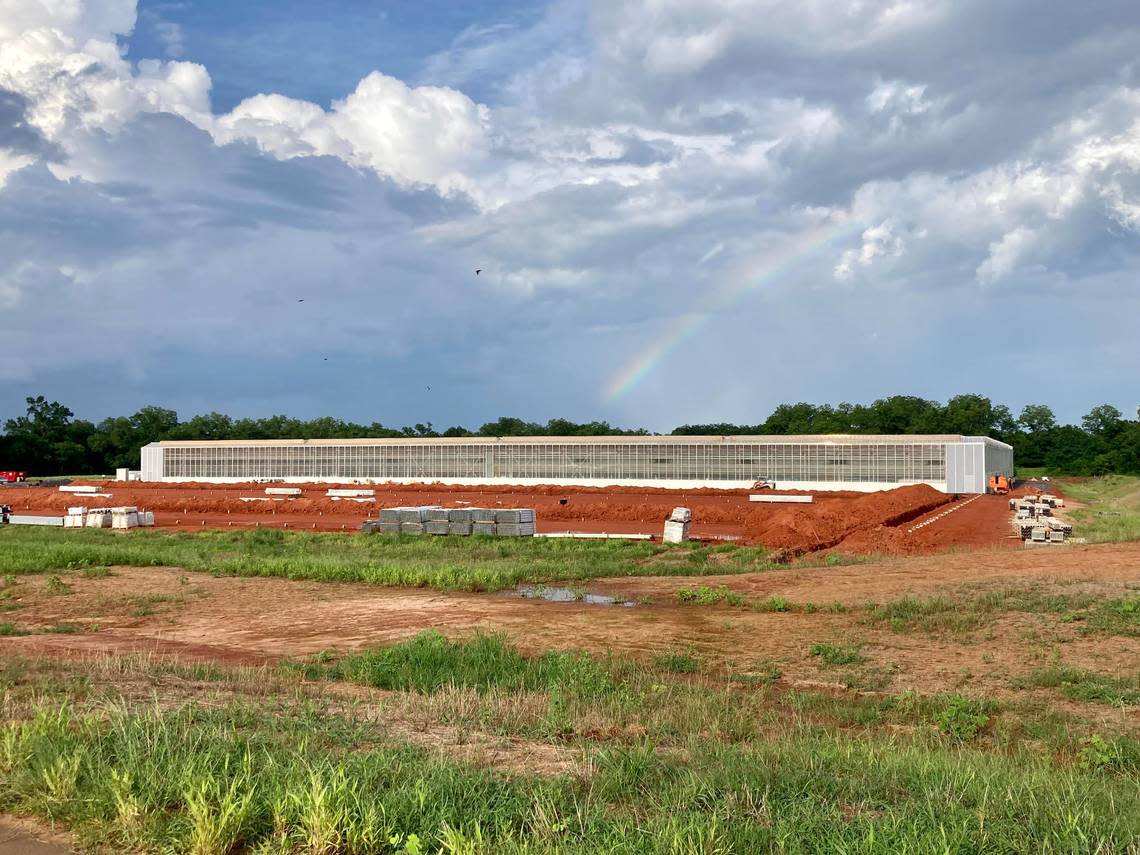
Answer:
4;542;1138;707
4;479;1029;555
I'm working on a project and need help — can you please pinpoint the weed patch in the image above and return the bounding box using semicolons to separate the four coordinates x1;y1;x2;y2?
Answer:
810;642;866;667
44;575;72;595
654;650;701;674
933;694;993;741
675;585;747;607
1017;667;1140;706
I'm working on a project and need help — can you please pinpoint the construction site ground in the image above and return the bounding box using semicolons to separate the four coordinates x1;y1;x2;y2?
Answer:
3;479;1035;555
4;541;1138;712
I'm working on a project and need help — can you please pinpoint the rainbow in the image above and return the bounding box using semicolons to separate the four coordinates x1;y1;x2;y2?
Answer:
603;219;862;401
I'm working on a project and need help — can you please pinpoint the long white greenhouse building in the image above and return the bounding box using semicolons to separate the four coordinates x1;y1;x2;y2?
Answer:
140;435;1012;494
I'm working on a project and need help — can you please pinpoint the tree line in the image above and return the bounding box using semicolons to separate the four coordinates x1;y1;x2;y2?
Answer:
1;393;1137;476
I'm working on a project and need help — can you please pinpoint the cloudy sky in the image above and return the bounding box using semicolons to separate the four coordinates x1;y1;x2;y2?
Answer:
1;0;1138;431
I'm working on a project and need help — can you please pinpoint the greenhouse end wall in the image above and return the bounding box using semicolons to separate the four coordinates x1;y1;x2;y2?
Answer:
140;435;1012;493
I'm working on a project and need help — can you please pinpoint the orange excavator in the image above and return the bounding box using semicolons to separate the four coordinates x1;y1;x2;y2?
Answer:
988;474;1011;495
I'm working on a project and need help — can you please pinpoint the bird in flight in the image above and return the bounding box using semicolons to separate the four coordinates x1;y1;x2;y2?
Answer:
475;269;481;275
426;386;431;391
297;299;304;302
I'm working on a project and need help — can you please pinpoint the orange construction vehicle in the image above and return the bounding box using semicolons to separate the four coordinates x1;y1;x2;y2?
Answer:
988;474;1011;495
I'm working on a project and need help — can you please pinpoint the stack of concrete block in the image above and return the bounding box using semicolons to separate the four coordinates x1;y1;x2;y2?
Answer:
375;507;402;533
495;508;535;536
425;507;451;535
375;506;444;535
364;506;536;537
64;506;87;528
111;506;139;529
663;507;691;543
138;511;155;527
469;507;496;535
447;508;473;535
85;509;113;528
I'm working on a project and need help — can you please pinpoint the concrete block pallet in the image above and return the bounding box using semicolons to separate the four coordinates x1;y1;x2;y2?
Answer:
365;506;536;537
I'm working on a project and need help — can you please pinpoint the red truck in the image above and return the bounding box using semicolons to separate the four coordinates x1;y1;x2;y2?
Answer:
1;471;27;483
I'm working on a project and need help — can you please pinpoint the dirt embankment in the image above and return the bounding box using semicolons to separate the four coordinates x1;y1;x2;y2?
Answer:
6;480;1023;555
743;484;953;554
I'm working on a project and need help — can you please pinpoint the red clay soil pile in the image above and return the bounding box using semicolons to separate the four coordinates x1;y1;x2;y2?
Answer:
743;484;952;553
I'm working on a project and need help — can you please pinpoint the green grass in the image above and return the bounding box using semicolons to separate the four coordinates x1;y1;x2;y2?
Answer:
933;694;993;741
861;584;1140;638
653;650;701;674
3;673;1140;853
809;642;866;666
44;574;73;595
0;621;30;636
1077;596;1140;637
43;623;83;634
674;586;845;615
298;631;616;697
1059;475;1140;543
675;585;747;606
0;527;790;593
1018;666;1140;706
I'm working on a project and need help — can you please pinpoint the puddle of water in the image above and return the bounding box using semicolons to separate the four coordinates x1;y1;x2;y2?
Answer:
515;585;635;606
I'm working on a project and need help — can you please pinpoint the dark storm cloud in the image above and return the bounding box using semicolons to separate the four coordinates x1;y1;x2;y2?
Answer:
0;89;63;160
2;0;1140;429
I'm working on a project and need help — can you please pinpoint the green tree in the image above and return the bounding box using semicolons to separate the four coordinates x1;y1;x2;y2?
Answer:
169;412;234;441
863;396;942;434
942;394;1001;436
1018;404;1057;434
1081;404;1124;438
3;396;97;475
478;417;543;436
89;406;178;470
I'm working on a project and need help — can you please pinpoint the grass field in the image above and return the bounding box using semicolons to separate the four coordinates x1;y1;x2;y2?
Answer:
3;635;1139;854
4;493;1140;851
1059;475;1140;543
0;526;786;592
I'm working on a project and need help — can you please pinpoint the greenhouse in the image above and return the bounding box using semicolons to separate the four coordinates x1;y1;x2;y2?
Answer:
140;435;1012;493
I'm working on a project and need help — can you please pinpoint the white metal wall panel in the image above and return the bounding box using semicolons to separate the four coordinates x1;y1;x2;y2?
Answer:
140;443;164;481
945;442;978;493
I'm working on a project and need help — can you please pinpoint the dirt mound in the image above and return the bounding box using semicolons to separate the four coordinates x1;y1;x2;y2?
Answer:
743;484;952;553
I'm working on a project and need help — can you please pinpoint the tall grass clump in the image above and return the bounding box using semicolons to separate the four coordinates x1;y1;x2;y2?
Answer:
3;683;1140;851
306;631;616;698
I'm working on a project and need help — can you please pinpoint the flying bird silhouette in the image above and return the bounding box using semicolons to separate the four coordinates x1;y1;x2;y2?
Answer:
475;269;481;275
297;299;304;302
